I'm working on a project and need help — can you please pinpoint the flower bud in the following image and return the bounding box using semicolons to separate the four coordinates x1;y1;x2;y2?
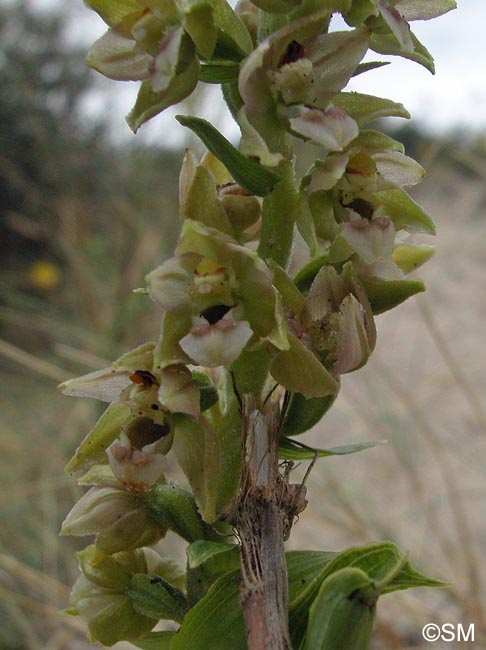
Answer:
61;486;168;554
71;545;187;646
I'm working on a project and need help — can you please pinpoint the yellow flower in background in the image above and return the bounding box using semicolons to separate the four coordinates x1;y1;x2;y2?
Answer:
28;260;61;291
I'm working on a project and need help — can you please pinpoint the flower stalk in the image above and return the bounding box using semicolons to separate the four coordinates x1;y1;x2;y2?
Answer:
59;1;455;648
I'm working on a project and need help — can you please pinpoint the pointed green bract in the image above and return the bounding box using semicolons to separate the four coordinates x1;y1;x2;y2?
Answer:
65;402;131;473
279;437;386;460
176;115;280;196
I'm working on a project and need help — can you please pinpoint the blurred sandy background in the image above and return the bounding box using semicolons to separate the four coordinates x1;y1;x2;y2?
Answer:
1;2;485;649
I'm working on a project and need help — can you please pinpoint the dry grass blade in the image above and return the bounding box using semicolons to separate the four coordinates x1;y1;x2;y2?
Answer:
0;338;67;382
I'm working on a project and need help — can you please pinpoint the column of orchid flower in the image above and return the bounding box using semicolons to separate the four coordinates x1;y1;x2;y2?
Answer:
60;1;455;648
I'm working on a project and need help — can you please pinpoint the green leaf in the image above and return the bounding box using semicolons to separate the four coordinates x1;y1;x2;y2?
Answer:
303;568;376;650
131;631;175;650
333;92;410;126
372;187;436;234
171;570;246;650
175;115;280;196
187;540;238;570
128;573;188;622
279;437;386;460
127;56;199;133
65;402;130;474
199;62;239;84
280;392;338;437
286;550;337;603
289;541;445;648
360;275;426;314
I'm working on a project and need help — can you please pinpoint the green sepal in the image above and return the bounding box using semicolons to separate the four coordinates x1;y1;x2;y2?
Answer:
360;275;426;314
175;115;280;196
182;0;217;59
210;0;253;59
181;163;234;235
85;0;141;28
145;483;213;542
65;402;131;474
270;335;340;399
171;414;222;524
127;54;199;132
371;29;435;74
294;254;330;293
302;567;376;650
130;631;176;650
199;62;239;83
192;371;219;411
333;92;410;126
280;392;338;437
295;192;320;257
269;261;306;315
351;129;405;154
248;0;298;13
77;545;136;590
352;60;389;77
279;437;386;460
127;573;188;622
392;243;435;274
372;187;436;234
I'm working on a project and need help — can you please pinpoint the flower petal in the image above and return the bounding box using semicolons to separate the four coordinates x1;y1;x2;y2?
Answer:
180;318;253;367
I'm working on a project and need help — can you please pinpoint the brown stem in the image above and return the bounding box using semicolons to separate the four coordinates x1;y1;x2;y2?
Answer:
230;396;308;650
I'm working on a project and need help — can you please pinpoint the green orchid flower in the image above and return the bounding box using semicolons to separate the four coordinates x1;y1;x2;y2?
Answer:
84;0;252;131
268;262;375;397
238;9;369;155
147;219;287;369
70;545;187;646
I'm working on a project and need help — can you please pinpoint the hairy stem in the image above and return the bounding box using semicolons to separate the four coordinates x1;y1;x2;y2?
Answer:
230;397;307;650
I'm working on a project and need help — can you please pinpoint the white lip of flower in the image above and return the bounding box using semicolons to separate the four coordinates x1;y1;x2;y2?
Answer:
179;314;253;367
283;105;359;151
341;216;396;264
107;436;166;493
